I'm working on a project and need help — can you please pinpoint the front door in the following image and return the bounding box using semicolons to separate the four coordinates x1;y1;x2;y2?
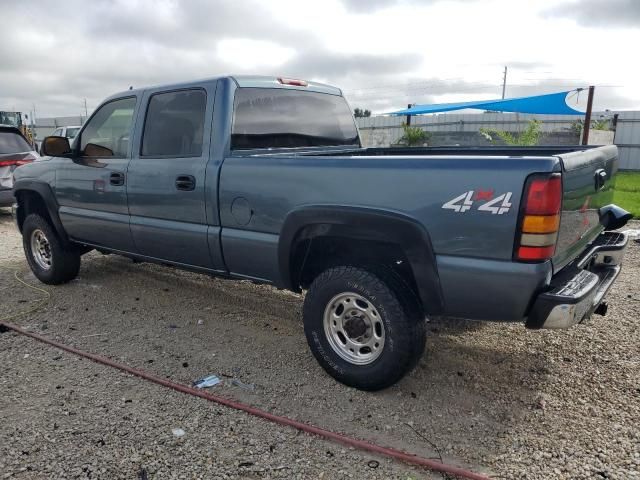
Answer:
55;96;138;252
126;85;220;270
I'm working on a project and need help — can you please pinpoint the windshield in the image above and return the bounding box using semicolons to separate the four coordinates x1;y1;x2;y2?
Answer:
66;127;80;138
231;88;359;149
0;130;32;154
0;112;22;127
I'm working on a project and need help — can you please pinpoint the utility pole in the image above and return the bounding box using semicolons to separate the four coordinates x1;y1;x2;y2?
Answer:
581;85;595;145
406;103;413;126
83;98;88;119
501;66;508;99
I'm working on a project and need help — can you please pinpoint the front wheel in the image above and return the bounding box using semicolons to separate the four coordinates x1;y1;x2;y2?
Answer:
22;214;81;285
303;266;425;391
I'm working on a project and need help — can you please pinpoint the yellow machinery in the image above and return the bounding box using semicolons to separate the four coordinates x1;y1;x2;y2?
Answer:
0;111;35;144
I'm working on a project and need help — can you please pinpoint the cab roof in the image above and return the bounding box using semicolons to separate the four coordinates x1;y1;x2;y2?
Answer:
106;75;342;102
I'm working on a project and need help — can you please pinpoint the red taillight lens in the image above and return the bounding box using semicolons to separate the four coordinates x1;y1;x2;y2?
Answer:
517;245;556;260
515;174;562;262
277;77;308;87
524;176;562;215
0;153;36;167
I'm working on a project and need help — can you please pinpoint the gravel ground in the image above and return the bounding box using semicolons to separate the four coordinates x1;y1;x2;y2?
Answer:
1;209;639;479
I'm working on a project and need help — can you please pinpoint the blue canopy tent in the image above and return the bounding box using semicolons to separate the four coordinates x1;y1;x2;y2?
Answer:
390;90;584;116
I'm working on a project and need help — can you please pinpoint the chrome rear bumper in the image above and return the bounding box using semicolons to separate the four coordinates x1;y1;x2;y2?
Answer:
526;232;628;329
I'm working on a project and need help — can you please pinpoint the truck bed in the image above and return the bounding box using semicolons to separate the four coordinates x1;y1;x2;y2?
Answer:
309;145;600;157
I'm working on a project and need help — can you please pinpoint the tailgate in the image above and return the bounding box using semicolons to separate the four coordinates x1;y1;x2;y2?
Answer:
553;145;618;271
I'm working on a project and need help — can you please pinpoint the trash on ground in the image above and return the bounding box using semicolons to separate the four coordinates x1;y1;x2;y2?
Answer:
192;374;221;388
231;378;255;391
622;228;640;239
171;428;185;437
197;319;204;325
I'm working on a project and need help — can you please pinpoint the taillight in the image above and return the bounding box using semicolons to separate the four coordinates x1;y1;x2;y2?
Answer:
0;153;36;167
0;159;31;167
277;77;308;87
515;174;562;262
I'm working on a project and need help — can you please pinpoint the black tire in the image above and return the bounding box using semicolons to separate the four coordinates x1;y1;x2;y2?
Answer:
303;265;426;391
22;213;80;285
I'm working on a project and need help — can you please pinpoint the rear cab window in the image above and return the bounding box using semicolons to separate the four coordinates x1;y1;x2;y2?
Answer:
0;130;32;154
141;89;207;157
231;88;359;150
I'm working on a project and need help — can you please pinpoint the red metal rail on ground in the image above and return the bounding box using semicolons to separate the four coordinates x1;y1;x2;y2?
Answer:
0;320;492;480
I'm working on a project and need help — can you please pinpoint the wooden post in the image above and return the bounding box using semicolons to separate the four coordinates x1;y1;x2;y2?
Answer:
582;85;595;145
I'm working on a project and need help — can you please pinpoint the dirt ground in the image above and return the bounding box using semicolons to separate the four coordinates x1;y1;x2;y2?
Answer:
1;209;639;480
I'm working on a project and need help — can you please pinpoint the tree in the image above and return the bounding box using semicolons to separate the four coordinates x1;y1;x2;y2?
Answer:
480;119;541;146
353;108;371;118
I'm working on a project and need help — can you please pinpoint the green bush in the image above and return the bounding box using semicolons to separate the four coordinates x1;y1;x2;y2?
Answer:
480;119;541;146
399;123;430;146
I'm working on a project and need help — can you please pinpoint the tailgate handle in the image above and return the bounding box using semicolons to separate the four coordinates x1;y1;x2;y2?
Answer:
594;169;607;191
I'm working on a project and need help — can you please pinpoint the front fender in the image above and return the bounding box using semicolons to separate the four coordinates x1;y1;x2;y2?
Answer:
13;180;69;245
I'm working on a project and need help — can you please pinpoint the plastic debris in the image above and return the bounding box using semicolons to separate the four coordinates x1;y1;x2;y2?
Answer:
171;428;185;437
192;374;221;388
622;228;640;239
231;378;256;391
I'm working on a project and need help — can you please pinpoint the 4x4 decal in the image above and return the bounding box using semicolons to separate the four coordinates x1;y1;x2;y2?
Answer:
442;190;513;214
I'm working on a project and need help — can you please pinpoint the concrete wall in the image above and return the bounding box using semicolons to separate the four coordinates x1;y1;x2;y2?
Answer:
356;112;639;170
359;124;580;148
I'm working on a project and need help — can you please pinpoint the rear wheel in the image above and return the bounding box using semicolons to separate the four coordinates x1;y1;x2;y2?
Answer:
22;214;80;284
303;265;425;390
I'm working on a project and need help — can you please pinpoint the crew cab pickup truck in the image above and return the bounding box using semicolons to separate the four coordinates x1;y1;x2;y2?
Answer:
12;75;631;390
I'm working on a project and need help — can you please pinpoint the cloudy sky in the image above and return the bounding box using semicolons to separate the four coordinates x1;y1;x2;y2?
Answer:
2;0;639;119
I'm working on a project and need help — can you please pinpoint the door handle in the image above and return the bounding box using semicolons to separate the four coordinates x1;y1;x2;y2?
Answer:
175;175;196;191
110;172;125;186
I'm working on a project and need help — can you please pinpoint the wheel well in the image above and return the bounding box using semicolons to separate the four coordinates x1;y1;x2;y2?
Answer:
15;190;52;232
293;235;421;306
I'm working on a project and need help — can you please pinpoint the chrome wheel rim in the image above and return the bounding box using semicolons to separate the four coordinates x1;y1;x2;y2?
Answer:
323;292;385;365
30;229;52;270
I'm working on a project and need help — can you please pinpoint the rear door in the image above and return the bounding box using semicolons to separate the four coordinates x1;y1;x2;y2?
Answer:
126;83;223;270
55;96;138;251
553;145;617;270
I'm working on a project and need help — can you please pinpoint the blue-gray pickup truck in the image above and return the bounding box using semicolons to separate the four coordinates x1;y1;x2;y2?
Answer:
12;75;632;390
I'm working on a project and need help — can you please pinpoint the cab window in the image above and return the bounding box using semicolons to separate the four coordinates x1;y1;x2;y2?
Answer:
141;89;206;157
80;97;136;157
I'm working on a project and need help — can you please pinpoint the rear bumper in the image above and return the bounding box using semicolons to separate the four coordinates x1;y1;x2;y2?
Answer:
526;231;628;329
0;188;15;207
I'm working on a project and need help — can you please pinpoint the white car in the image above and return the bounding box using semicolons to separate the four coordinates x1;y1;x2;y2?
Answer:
51;125;82;145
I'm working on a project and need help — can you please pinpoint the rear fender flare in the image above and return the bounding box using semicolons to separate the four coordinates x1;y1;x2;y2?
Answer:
278;206;444;315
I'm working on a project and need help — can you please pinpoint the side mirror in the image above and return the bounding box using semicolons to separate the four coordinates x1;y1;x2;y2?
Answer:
599;204;633;231
83;143;114;157
41;136;71;157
